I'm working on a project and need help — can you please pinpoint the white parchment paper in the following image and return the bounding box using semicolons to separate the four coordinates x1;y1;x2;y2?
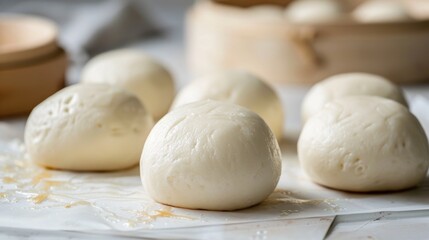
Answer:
0;96;428;239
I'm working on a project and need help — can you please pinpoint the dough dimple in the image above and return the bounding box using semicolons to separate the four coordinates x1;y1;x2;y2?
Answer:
141;100;282;210
25;84;154;171
298;96;429;192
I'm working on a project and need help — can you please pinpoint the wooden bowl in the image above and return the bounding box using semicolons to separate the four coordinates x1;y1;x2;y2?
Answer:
0;14;66;117
0;49;67;117
0;14;58;66
187;1;429;85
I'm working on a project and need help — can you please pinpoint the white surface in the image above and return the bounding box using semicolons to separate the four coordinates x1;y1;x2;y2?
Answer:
327;210;429;240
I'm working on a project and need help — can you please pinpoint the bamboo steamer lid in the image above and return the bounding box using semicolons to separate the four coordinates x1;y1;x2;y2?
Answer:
187;0;429;85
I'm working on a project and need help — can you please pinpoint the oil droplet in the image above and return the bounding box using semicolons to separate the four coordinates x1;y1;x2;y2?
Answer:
14;160;25;168
42;180;63;191
32;171;52;185
131;207;194;225
3;177;15;183
64;200;91;208
31;193;49;204
280;209;300;216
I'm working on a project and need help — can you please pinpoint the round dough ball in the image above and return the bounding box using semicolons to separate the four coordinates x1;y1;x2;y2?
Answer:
81;49;175;120
172;70;284;139
25;84;154;171
353;0;411;23
285;0;344;23
248;5;285;22
141;100;282;210
298;96;429;192
302;73;407;122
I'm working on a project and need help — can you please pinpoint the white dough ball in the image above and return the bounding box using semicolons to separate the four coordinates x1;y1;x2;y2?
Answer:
298;96;429;192
25;84;154;171
81;49;175;120
353;0;411;23
248;5;285;22
285;0;344;23
141;100;282;210
172;70;284;139
302;73;407;122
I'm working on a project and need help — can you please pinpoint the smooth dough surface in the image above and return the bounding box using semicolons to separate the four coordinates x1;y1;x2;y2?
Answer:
298;96;429;192
302;72;407;122
141;100;282;210
81;49;175;120
285;0;344;23
353;0;411;23
172;70;284;139
25;84;154;171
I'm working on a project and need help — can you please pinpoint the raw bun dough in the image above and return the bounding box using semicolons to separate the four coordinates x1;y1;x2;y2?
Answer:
285;0;344;23
298;96;429;192
81;49;175;120
302;73;407;122
172;70;284;139
353;0;411;23
248;5;285;22
141;100;282;210
25;84;154;171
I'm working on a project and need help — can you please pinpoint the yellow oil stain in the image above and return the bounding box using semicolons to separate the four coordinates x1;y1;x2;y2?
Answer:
32;171;52;185
31;193;49;204
14;160;25;168
42;180;63;190
0;192;6;198
132;207;194;225
64;200;91;208
3;177;15;184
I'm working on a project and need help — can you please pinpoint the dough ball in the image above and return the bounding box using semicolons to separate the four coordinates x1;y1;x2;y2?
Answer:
285;0;344;23
81;49;175;120
248;5;285;22
298;96;429;192
141;100;282;210
172;70;284;139
302;73;407;122
25;84;154;171
353;0;411;23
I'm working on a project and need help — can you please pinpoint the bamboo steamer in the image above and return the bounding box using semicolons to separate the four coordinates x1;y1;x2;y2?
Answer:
187;0;429;85
0;14;66;117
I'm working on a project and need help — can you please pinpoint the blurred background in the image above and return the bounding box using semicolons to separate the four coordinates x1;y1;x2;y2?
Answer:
0;0;194;86
1;0;429;134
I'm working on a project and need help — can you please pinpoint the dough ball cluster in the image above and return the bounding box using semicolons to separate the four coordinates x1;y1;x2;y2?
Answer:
81;49;175;120
25;84;154;171
299;96;429;192
172;70;284;139
141;100;282;210
302;73;407;122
